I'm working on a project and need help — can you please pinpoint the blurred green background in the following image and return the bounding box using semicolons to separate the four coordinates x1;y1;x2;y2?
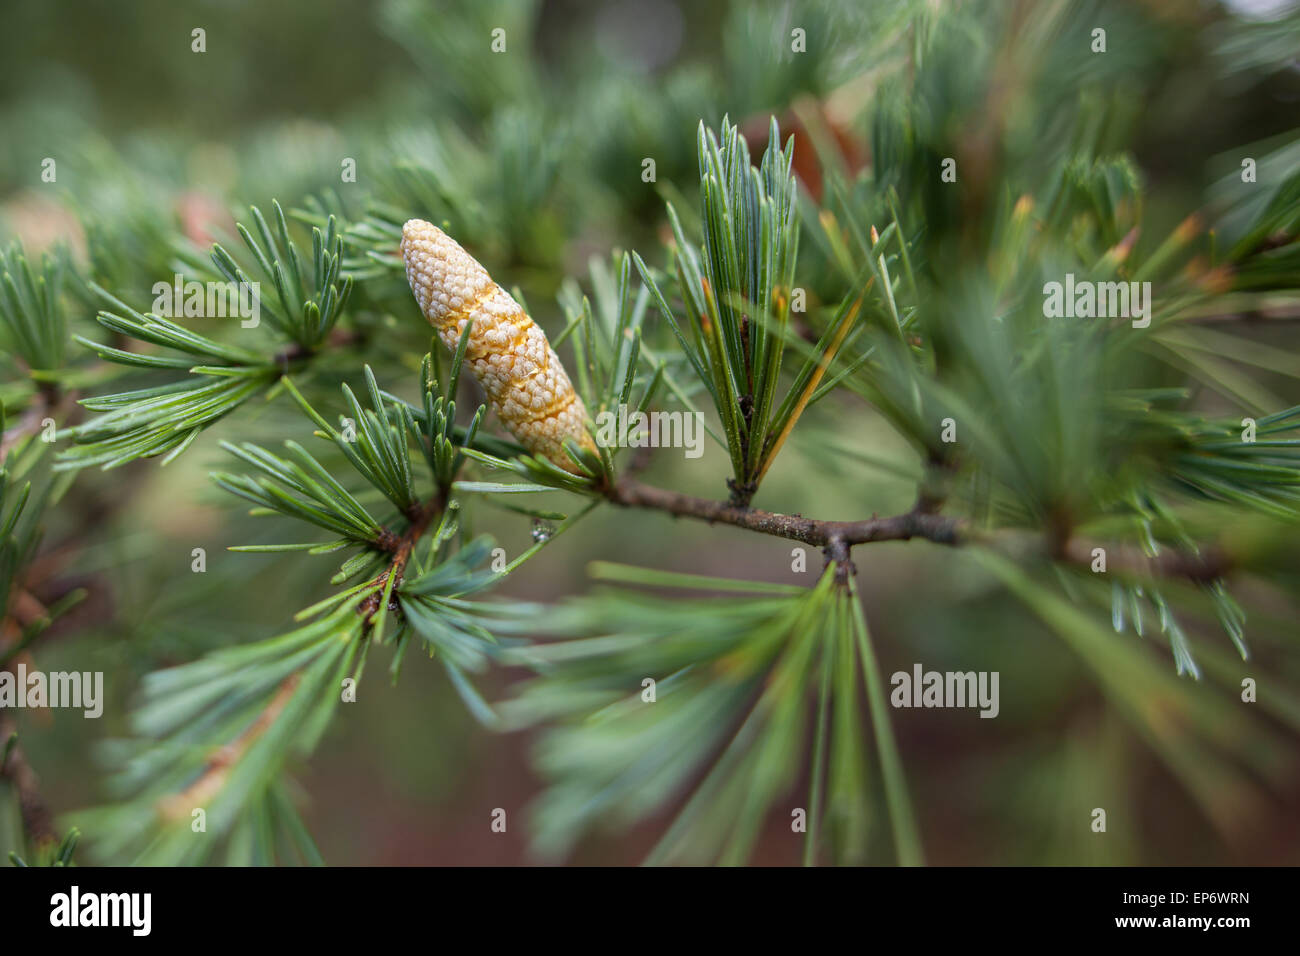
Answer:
3;0;1300;865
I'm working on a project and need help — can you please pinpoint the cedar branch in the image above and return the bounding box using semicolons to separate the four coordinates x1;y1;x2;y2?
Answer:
607;476;1230;584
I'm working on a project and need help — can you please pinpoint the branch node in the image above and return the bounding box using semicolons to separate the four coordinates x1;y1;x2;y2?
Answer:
823;536;855;583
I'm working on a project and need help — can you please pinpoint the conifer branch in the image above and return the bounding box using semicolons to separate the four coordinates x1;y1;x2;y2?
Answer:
1061;539;1231;584
607;475;964;548
156;674;302;823
362;492;444;620
5;0;1297;867
607;477;1230;586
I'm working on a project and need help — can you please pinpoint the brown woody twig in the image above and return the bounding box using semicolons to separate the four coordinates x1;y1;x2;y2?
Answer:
607;475;1228;585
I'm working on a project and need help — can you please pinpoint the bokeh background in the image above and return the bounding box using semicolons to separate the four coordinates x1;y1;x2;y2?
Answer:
3;0;1300;865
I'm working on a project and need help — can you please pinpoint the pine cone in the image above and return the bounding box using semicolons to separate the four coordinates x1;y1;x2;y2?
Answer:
400;220;596;474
